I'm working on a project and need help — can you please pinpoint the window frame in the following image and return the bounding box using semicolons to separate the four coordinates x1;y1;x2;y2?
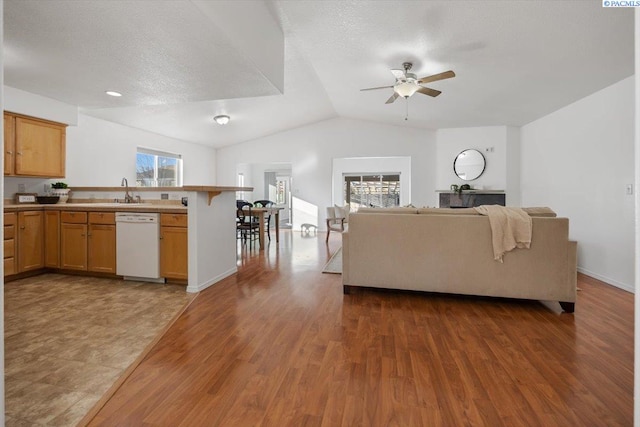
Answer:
136;147;183;187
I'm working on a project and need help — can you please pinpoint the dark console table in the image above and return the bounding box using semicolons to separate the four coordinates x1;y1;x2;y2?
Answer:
438;191;506;208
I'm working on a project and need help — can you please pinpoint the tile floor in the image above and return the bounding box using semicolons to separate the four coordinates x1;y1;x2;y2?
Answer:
4;273;193;426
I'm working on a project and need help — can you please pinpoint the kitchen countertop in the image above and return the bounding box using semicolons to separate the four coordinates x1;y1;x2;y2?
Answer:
4;203;187;214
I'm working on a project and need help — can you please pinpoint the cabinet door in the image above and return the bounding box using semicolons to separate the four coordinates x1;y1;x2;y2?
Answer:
61;223;87;270
4;113;15;175
4;212;17;275
88;224;116;273
15;116;66;177
44;210;60;268
18;211;44;272
160;226;188;280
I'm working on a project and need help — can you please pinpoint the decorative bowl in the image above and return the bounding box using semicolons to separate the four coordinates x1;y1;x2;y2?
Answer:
36;196;60;204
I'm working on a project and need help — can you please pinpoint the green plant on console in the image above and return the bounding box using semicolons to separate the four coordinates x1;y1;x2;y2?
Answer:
458;184;471;195
51;182;68;189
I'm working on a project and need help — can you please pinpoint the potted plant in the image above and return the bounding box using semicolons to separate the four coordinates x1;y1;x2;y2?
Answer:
50;182;70;203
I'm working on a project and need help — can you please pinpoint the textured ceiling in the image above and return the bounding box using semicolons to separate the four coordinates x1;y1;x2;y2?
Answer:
3;0;635;147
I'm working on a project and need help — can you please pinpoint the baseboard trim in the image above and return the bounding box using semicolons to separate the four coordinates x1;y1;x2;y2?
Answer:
186;267;237;293
577;267;634;293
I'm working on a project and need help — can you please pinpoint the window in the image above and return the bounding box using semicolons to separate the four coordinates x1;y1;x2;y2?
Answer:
136;148;182;187
344;174;400;209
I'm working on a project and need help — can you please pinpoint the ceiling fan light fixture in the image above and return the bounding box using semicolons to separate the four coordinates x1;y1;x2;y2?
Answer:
394;82;420;98
213;115;230;125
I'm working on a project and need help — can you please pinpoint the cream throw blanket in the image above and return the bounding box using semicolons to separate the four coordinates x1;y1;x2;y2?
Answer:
474;205;532;262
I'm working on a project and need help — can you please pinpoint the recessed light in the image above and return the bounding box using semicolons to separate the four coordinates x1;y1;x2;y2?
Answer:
105;91;122;97
213;115;230;125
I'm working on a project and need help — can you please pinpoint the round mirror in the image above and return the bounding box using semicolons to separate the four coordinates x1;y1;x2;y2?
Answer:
453;149;486;181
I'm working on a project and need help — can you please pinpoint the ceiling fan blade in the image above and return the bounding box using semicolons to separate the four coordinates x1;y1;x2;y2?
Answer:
360;85;394;91
390;69;405;79
417;70;456;84
385;92;399;104
417;86;442;97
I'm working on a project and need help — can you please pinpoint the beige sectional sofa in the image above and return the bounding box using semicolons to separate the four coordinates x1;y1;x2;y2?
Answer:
342;207;577;312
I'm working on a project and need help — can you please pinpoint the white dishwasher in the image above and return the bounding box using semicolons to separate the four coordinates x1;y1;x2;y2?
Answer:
116;212;163;282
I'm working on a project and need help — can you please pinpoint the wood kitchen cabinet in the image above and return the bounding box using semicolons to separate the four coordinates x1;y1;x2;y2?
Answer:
160;213;188;280
60;211;116;273
87;212;116;273
44;210;60;268
17;210;44;272
3;112;66;178
60;211;88;270
4;213;17;276
4;113;15;175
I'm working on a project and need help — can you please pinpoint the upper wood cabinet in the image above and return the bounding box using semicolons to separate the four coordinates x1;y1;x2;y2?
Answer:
4;112;66;178
4;113;15;175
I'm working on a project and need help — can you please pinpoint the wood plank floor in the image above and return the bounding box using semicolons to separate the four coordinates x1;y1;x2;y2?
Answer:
89;230;633;426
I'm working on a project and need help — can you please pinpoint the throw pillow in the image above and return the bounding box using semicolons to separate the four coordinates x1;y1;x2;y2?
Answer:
334;204;350;223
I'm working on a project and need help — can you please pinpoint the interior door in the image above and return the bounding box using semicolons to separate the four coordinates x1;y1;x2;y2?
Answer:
275;175;292;226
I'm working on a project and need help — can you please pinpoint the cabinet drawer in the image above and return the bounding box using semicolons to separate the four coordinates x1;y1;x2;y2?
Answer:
4;225;15;240
4;239;15;258
4;257;15;275
4;213;16;226
161;213;187;227
61;211;87;224
89;212;115;225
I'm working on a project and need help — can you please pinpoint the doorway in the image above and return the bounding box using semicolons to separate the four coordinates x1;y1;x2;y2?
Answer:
264;170;292;229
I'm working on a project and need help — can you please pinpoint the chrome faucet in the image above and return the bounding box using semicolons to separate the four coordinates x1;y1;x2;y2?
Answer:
121;177;133;203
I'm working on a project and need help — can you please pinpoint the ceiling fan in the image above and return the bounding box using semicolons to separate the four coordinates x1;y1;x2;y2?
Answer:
361;62;455;104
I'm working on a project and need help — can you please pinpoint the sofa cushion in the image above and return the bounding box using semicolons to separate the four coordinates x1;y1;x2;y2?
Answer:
417;207;478;215
357;207;419;214
416;206;557;217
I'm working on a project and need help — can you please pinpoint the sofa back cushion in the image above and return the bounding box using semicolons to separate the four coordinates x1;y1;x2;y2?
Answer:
417;207;478;215
357;207;419;214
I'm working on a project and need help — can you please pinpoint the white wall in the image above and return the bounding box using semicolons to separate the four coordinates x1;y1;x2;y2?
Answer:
65;115;216;186
521;76;635;291
3;87;217;197
436;126;508;192
506;126;522;206
216;117;436;230
633;9;639;427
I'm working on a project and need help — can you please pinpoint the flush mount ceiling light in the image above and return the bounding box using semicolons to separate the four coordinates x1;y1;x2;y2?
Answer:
105;90;122;97
213;115;230;125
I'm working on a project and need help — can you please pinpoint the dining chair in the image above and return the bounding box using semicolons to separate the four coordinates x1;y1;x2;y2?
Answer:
236;201;259;247
253;200;275;240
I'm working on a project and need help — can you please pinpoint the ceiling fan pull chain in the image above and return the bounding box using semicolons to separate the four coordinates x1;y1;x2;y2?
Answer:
405;98;409;121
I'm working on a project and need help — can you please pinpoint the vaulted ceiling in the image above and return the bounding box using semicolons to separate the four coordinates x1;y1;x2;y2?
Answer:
3;0;634;148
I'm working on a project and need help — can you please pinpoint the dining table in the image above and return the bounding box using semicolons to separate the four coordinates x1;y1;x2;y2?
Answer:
242;206;284;249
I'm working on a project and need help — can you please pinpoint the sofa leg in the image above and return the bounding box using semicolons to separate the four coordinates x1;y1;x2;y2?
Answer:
559;301;575;313
326;230;331;243
343;285;352;295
